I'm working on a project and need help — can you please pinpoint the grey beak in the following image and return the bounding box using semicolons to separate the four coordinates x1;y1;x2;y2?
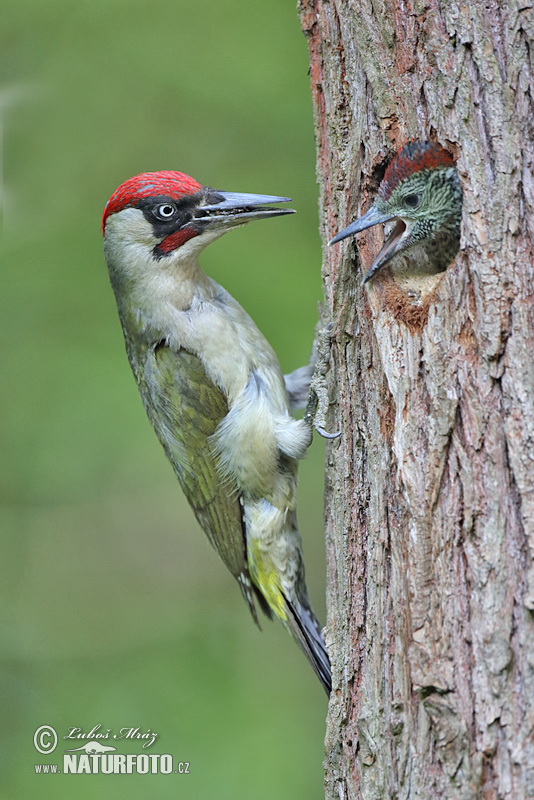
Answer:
329;205;393;245
201;191;293;211
197;191;295;225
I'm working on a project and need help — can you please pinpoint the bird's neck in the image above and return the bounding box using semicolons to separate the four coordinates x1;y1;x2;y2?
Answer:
112;250;217;341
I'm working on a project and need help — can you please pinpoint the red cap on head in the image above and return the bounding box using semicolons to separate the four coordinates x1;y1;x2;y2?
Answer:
378;142;454;201
102;171;202;234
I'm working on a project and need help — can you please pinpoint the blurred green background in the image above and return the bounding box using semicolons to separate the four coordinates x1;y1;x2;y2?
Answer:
2;1;327;797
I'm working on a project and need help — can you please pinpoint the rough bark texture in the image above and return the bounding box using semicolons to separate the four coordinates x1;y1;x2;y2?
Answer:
297;1;534;798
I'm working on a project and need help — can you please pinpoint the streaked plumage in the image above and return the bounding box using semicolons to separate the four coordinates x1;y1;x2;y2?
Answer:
331;141;462;284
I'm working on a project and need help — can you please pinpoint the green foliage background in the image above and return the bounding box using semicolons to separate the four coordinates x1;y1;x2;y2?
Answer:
2;1;328;798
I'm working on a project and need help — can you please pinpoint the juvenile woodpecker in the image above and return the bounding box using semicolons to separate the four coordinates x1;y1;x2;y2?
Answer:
102;171;331;694
330;141;462;284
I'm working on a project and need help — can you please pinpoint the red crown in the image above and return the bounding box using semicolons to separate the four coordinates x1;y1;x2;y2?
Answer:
378;142;454;201
102;171;202;233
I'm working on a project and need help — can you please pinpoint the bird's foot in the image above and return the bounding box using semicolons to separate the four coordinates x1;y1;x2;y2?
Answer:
303;324;341;440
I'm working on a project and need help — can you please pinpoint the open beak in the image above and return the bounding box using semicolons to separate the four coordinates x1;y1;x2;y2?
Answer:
194;190;295;230
329;205;407;285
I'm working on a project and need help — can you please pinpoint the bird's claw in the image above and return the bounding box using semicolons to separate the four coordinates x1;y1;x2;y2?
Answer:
304;324;340;440
316;424;341;440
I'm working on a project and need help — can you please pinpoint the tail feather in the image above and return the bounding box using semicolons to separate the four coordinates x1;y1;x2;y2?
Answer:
253;584;274;621
237;571;273;629
283;595;332;696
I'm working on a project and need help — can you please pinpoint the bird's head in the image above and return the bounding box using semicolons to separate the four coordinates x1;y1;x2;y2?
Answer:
330;141;462;284
102;170;294;277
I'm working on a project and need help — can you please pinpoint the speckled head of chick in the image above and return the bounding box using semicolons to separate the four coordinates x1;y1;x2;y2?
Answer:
330;141;462;285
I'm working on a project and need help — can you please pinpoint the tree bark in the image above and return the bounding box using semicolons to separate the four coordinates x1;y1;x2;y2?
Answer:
297;1;534;798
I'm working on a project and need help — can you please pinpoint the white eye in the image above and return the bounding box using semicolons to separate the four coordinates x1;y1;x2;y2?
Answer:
156;203;177;219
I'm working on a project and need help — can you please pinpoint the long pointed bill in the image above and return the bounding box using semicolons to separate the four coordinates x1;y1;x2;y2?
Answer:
361;219;406;284
329;205;393;245
195;190;295;230
329;205;407;285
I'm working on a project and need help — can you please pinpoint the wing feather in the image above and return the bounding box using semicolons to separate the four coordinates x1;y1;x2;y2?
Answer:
133;340;261;619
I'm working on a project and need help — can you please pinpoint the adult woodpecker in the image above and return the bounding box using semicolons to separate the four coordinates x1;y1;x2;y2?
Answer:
330;141;462;284
102;171;331;694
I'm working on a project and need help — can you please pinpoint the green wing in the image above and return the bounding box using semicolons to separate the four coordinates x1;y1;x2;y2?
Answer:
138;342;251;583
124;337;271;623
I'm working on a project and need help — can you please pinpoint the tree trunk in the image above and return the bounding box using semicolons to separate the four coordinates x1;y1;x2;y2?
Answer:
297;1;534;798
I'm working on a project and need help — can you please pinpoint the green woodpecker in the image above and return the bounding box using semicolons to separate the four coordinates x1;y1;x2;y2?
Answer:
102;171;331;694
330;141;462;284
